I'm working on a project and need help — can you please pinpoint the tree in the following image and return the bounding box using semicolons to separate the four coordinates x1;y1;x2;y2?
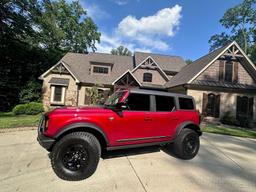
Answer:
209;0;256;61
0;0;101;110
33;0;101;53
185;59;193;64
111;45;132;56
19;80;42;103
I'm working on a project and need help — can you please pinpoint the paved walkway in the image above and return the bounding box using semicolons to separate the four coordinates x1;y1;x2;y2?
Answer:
0;130;255;192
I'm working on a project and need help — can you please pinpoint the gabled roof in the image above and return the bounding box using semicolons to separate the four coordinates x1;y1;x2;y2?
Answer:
132;56;170;81
112;70;141;86
134;52;186;72
39;61;80;83
40;51;186;85
165;41;256;88
50;52;134;85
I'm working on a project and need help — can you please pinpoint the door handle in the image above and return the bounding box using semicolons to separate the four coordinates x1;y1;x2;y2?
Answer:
144;118;152;121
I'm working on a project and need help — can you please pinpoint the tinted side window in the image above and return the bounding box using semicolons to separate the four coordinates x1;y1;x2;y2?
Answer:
179;98;194;110
126;94;150;111
155;95;175;112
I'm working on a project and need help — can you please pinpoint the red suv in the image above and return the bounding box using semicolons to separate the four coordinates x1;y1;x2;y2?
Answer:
38;89;201;181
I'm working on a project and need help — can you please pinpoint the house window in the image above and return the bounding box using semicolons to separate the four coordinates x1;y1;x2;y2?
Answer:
50;86;65;105
143;73;152;82
236;96;254;119
225;60;233;82
92;66;109;74
203;93;220;118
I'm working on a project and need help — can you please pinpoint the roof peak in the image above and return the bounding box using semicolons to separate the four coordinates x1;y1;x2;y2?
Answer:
134;51;182;58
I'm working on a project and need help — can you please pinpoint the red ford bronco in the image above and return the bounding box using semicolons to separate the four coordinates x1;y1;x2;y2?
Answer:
38;89;201;181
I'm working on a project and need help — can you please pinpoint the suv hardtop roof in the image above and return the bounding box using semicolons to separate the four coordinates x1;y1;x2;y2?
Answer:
126;88;193;99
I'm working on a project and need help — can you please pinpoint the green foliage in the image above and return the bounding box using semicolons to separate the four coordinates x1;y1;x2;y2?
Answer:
0;0;101;109
85;86;104;105
111;45;132;56
220;111;237;125
19;81;41;103
25;102;44;115
203;124;256;139
209;0;256;62
185;59;193;64
33;0;101;53
0;113;41;128
12;102;43;115
12;104;27;115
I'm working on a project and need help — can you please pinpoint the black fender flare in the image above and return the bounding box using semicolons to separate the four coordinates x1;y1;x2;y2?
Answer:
175;121;202;138
54;122;109;145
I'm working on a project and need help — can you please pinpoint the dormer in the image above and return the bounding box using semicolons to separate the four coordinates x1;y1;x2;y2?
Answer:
89;62;113;75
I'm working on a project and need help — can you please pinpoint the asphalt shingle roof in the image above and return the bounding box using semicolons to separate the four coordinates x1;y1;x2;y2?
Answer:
48;77;70;86
134;52;186;72
165;43;231;88
59;52;186;85
61;52;134;85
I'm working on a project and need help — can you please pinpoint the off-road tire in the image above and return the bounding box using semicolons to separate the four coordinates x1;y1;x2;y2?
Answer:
50;132;101;181
173;129;200;160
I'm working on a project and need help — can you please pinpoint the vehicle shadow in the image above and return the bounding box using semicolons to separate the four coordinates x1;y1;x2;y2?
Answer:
101;144;178;159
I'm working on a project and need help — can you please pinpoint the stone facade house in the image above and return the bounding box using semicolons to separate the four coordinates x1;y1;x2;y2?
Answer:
39;41;256;124
39;51;186;107
167;41;256;123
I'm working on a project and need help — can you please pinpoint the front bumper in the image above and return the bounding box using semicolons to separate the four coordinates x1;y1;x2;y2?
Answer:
37;115;54;151
37;133;55;151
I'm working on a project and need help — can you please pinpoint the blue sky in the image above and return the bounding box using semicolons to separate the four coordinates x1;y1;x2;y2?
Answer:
79;0;242;60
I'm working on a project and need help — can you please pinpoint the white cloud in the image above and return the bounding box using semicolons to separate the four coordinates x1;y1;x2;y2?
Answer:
82;3;110;20
111;0;129;6
96;5;182;53
118;5;182;37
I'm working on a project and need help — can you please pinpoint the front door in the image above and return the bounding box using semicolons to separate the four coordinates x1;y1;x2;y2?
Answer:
111;93;161;146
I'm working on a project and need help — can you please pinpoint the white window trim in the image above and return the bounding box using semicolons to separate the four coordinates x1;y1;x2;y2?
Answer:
91;65;111;75
50;86;66;105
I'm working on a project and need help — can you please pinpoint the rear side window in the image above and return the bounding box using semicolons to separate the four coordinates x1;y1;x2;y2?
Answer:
126;93;150;111
179;97;194;110
155;95;175;112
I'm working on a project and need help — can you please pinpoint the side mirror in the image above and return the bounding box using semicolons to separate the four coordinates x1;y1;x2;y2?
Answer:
115;102;128;111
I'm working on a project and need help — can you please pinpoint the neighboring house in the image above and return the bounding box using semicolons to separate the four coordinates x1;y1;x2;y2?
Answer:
39;41;256;123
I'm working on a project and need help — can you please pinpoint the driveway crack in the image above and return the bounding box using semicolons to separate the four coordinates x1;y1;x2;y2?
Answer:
126;156;147;192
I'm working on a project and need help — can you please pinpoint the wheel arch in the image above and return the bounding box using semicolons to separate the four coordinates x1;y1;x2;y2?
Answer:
53;122;109;150
175;121;202;138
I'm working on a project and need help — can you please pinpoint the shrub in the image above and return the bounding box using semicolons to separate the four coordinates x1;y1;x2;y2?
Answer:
220;111;237;126
12;104;27;115
12;102;44;115
25;102;44;115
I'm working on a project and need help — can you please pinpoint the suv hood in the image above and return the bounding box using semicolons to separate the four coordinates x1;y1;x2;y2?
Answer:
47;105;109;115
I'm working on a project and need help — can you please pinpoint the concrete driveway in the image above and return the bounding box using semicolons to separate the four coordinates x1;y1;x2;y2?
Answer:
0;129;255;192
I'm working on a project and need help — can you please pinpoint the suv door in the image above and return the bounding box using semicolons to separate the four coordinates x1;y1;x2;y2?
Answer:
112;93;157;145
149;95;180;138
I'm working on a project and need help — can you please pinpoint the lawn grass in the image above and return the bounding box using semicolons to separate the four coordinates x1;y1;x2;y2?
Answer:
203;124;256;139
0;112;41;129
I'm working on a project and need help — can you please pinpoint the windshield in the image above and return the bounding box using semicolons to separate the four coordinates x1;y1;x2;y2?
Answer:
104;91;126;106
